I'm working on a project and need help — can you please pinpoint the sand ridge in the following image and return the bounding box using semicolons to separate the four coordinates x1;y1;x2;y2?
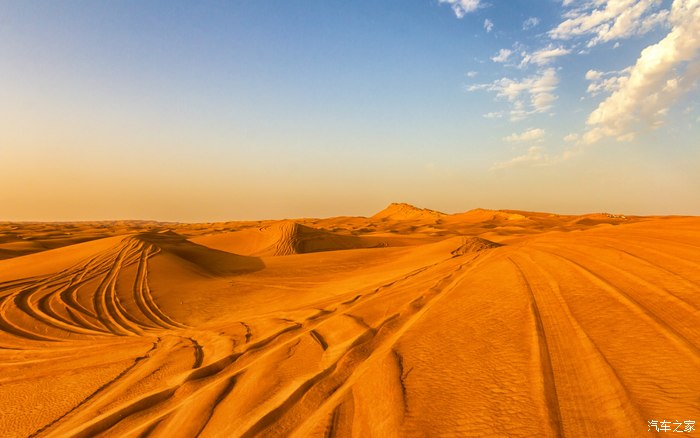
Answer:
0;204;698;437
190;220;375;257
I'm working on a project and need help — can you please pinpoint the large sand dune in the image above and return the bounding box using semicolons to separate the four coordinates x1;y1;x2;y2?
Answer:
0;206;698;437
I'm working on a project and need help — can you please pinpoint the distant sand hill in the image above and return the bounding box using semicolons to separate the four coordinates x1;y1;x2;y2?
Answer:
371;202;445;221
450;207;529;222
0;204;698;437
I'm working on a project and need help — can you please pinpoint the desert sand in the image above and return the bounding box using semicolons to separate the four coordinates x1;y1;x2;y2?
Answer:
0;203;698;437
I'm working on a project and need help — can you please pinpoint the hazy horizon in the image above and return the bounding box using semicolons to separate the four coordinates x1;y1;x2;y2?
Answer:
2;0;699;221
1;201;696;224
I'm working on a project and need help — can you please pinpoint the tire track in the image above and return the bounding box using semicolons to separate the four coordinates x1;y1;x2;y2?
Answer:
309;330;328;351
2;237;501;436
14;285;104;337
92;243;142;336
135;244;187;329
192;375;240;438
44;251;485;437
537;242;700;315
510;259;564;438
288;251;498;437
27;337;161;438
535;248;700;361
188;337;204;369
589;235;700;271
0;235;192;340
0;294;59;341
510;252;653;436
53;322;304;437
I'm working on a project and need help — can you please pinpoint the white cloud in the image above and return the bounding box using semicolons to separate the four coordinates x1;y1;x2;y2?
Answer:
550;0;670;47
439;0;482;18
466;71;478;78
520;45;571;67
484;18;494;32
492;137;590;170
583;0;700;143
503;128;546;143
468;68;559;120
564;133;580;142
523;17;541;30
491;48;513;63
584;67;632;96
491;146;550;170
483;111;504;119
585;69;603;81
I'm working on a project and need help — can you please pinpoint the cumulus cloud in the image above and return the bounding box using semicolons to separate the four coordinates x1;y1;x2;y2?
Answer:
503;128;546;143
491;146;550;170
550;0;670;47
439;0;482;18
520;45;571;67
484;18;494;32
583;0;700;143
523;17;541;30
584;67;632;96
491;48;513;63
585;69;603;81
468;68;559;120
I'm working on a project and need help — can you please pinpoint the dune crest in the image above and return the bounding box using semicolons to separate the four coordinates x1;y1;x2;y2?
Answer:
371;202;445;221
191;220;371;257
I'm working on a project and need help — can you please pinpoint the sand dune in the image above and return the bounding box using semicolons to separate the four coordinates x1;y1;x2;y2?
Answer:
0;205;698;437
449;208;529;223
190;220;375;257
371;202;445;222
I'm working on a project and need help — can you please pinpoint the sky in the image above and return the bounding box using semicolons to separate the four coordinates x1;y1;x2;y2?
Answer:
1;0;698;221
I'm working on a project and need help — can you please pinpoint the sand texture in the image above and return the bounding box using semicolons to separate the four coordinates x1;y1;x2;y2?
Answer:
0;206;698;437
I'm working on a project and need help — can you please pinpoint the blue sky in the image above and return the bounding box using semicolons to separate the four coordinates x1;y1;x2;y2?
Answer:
1;0;698;220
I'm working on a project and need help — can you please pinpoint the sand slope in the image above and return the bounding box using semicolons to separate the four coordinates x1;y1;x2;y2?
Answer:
371;203;445;222
190;220;374;257
0;206;698;437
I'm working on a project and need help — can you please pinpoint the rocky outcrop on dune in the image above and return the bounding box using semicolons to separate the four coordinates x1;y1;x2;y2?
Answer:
451;236;503;256
372;203;445;221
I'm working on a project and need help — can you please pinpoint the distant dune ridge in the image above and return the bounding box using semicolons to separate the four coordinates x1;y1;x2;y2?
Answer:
371;202;445;221
0;203;698;437
450;208;529;223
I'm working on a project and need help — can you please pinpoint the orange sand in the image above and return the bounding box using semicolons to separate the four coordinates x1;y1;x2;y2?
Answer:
0;204;698;437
